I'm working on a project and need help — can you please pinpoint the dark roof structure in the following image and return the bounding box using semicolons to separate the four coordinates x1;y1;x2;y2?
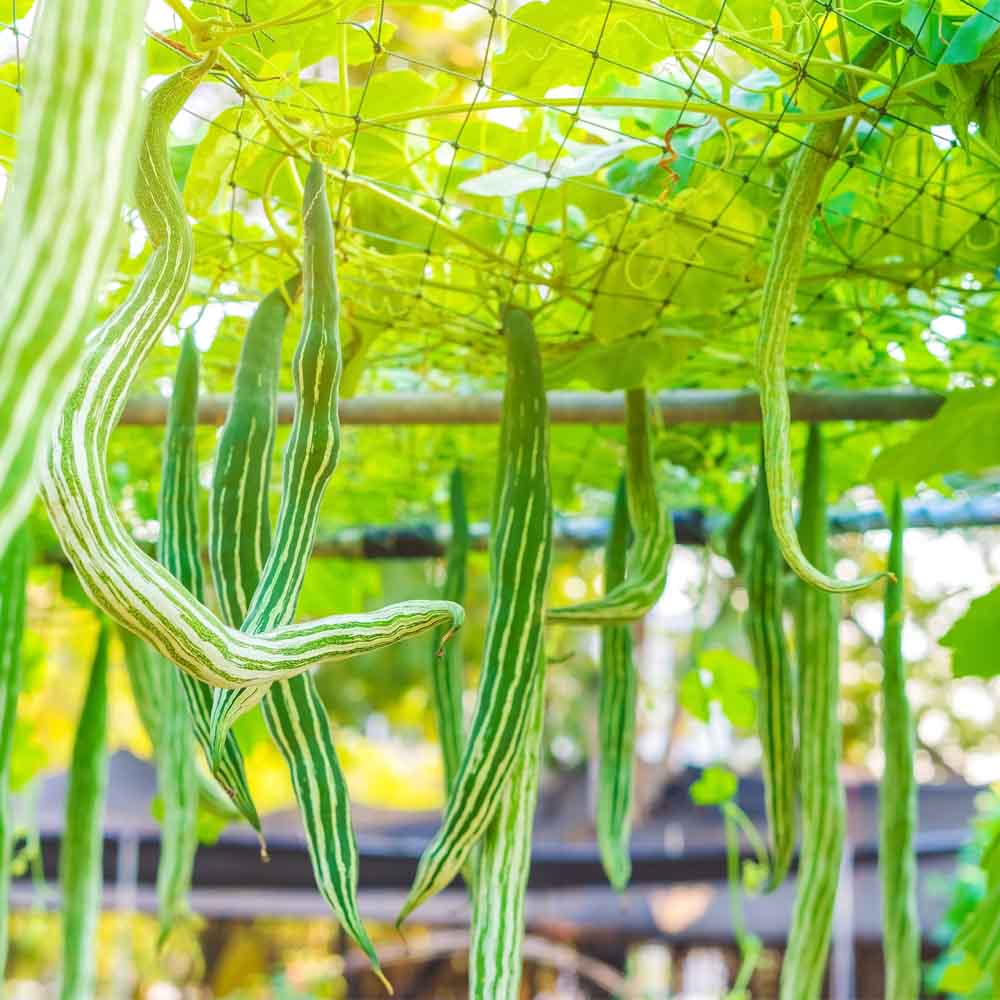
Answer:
10;750;977;948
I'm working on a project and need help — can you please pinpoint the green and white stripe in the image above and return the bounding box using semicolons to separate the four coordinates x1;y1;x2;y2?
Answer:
0;0;145;554
40;70;462;694
547;387;672;624
205;163;403;988
432;467;470;793
469;660;545;999
0;526;29;975
59;623;110;1000
596;477;637;891
152;331;205;941
208;160;350;742
780;425;845;1000
754;122;884;595
209;275;301;627
120;630;239;821
879;488;919;1000
398;307;552;924
746;452;796;892
202;277;311;830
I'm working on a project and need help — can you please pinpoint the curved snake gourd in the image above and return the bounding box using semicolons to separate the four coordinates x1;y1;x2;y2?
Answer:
0;527;29;975
59;625;110;1000
0;0;146;554
40;66;462;695
204;161;392;989
470;660;546;999
879;489;919;1000
779;426;845;1000
398;308;553;924
596;477;637;891
432;467;470;793
547;387;672;624
754;123;886;594
746;452;796;891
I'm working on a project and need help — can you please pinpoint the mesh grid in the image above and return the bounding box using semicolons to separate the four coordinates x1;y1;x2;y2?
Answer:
2;1;999;399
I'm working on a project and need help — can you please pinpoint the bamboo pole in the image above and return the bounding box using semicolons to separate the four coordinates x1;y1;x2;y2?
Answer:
119;389;944;427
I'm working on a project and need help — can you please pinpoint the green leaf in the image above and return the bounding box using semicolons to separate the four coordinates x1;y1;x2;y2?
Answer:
9;718;48;792
698;649;758;691
544;331;701;390
942;0;1000;64
870;387;1000;488
679;669;711;723
170;143;197;193
937;951;984;992
460;139;642;198
691;766;737;805
941;587;1000;678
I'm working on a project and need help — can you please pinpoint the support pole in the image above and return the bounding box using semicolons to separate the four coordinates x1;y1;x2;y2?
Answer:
119;389;944;427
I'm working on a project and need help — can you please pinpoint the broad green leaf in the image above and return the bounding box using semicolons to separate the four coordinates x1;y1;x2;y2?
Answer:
699;649;758;691
349;69;438;120
459;139;642;198
941;0;1000;64
870;387;999;488
941;586;1000;678
545;331;701;390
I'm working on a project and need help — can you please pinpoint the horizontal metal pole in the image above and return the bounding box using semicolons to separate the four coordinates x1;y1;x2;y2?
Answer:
39;497;1000;568
313;496;1000;559
119;388;944;427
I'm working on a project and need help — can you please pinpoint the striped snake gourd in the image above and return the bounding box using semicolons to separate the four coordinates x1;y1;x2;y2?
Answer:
59;625;110;1000
879;488;919;999
779;425;845;1000
40;65;462;698
746;451;796;891
596;477;638;890
0;0;145;553
547;387;672;624
0;527;29;975
398;307;552;924
755;109;888;594
204;160;394;989
432;467;470;794
151;331;209;941
469;659;546;999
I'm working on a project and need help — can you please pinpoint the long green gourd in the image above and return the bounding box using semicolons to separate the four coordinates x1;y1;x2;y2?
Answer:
0;526;30;975
779;425;845;1000
0;0;146;554
547;388;672;624
432;467;470;792
40;66;462;694
469;661;545;999
205;163;392;989
755;116;887;593
746;451;796;891
596;477;637;891
152;330;204;941
398;307;552;924
59;624;110;1000
879;488;919;999
199;277;303;830
209;275;302;626
208;158;377;742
